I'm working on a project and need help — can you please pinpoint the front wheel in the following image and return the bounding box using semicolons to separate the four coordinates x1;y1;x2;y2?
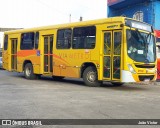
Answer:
24;63;37;79
83;66;102;87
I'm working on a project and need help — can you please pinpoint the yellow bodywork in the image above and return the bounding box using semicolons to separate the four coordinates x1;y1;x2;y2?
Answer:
2;17;157;83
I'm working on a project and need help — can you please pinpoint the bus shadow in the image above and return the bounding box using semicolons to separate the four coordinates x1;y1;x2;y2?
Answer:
41;77;149;91
10;73;149;91
41;77;86;86
9;73;85;86
102;83;149;91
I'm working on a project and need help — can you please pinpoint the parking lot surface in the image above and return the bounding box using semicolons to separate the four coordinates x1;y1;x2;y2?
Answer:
0;70;160;128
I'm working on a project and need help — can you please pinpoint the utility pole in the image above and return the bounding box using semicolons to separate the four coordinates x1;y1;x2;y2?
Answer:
79;16;83;21
69;14;71;23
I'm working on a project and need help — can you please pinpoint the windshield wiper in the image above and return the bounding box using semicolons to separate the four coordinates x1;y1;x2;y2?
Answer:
146;32;152;44
135;28;146;47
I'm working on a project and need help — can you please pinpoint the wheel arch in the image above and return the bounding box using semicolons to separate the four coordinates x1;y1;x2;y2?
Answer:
23;60;33;71
80;62;97;78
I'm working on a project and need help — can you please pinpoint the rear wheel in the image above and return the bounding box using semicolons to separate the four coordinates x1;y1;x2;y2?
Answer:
24;63;37;79
83;66;102;87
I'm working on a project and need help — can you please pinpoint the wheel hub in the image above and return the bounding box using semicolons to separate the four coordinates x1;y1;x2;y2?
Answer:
87;71;96;82
26;67;31;76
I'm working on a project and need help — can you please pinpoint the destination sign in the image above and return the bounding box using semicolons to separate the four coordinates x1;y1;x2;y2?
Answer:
125;19;152;32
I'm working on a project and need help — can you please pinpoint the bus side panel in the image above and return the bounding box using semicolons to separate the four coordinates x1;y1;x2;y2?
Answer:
93;25;102;80
17;50;41;74
2;50;9;70
53;50;84;78
15;31;41;74
33;64;40;74
17;63;23;72
60;67;80;78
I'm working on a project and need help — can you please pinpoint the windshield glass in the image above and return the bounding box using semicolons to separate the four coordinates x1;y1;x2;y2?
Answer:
127;29;156;63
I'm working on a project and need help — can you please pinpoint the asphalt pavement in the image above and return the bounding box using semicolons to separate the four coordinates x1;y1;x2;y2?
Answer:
0;69;160;128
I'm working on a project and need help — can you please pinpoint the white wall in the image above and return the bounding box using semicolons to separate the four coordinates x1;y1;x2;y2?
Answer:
0;32;3;48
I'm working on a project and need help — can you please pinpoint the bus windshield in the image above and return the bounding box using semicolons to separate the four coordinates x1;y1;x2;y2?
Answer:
127;29;156;63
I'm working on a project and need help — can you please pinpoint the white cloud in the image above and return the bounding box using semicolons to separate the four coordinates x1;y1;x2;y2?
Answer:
0;0;107;47
0;0;107;27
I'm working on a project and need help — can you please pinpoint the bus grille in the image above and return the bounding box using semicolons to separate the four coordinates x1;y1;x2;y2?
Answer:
138;75;154;81
135;64;155;68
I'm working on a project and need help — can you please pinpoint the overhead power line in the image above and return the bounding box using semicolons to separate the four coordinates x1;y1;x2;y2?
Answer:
35;0;79;21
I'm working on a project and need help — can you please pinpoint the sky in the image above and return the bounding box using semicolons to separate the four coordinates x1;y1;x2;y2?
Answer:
0;0;107;47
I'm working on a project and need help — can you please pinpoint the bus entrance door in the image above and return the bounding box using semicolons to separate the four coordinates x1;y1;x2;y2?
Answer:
11;39;17;71
43;35;53;74
103;31;122;81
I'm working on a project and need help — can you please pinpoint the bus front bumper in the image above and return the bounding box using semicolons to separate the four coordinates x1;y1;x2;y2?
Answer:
121;70;156;83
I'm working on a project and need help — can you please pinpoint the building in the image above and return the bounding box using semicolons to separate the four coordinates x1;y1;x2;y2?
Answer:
107;0;160;30
107;0;160;79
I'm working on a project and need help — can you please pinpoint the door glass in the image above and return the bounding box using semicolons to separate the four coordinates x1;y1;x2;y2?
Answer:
44;37;48;54
44;55;48;72
103;57;110;78
114;32;121;55
50;36;53;72
104;33;111;55
113;31;121;79
11;40;14;54
44;37;48;72
103;32;111;78
11;39;17;70
113;56;120;79
50;36;53;54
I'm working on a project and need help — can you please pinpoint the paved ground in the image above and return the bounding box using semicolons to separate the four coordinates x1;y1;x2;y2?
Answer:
0;69;160;128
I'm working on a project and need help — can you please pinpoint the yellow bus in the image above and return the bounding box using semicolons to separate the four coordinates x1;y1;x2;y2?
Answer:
2;17;157;86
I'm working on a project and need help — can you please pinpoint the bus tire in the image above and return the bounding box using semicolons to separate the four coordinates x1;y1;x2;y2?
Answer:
24;63;37;80
83;66;102;87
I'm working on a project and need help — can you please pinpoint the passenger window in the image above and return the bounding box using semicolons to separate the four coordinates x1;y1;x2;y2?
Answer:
35;32;39;49
114;32;121;55
4;35;8;50
72;26;96;49
21;32;34;50
57;29;71;49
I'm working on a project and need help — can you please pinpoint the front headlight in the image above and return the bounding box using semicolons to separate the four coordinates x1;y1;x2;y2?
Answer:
128;64;136;74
